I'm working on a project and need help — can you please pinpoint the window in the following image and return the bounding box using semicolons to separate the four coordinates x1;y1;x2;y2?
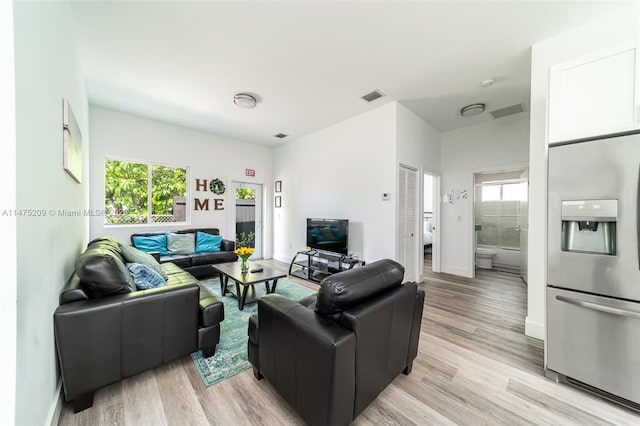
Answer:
475;182;526;249
104;159;188;225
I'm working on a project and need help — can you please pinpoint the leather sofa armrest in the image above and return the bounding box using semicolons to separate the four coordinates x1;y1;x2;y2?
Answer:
254;294;356;426
220;239;235;252
54;282;199;402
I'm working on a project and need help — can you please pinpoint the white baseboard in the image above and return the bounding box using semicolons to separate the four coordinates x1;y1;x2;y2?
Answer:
525;316;545;341
46;380;63;426
441;264;473;278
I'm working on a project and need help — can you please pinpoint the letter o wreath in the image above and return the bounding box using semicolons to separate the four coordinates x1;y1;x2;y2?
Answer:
209;178;226;195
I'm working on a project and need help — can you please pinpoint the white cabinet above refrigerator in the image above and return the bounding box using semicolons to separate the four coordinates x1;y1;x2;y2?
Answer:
548;44;639;144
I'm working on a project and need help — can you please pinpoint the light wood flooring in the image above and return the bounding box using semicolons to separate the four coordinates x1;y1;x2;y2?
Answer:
58;258;640;425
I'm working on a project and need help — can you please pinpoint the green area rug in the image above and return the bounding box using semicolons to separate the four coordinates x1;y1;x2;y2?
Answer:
191;277;315;387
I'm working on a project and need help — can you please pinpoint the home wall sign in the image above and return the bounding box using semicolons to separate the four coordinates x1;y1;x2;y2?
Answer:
194;178;225;211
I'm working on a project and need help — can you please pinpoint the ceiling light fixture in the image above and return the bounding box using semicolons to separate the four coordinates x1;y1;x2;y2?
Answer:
460;103;486;117
234;93;257;109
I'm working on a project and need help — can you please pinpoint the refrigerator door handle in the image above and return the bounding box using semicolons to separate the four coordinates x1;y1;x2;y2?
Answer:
556;295;640;319
637;164;639;270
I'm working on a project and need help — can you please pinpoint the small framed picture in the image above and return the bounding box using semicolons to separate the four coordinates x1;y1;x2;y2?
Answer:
275;196;282;208
275;180;282;193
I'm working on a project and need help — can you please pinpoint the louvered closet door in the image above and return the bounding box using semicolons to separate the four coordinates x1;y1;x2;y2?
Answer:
398;165;417;281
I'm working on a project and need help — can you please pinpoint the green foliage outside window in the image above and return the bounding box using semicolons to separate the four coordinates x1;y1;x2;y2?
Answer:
236;188;256;200
105;159;187;225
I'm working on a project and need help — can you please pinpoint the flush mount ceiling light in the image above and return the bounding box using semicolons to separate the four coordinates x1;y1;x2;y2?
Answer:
460;103;486;117
233;93;257;109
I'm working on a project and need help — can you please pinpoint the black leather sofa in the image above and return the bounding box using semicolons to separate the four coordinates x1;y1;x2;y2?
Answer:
130;228;237;278
54;236;224;413
247;259;425;426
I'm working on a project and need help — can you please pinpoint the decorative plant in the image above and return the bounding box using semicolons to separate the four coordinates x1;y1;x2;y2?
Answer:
236;231;255;248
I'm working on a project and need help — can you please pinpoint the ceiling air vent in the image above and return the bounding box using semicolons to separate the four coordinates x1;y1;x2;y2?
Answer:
361;90;385;103
490;103;526;119
274;133;288;139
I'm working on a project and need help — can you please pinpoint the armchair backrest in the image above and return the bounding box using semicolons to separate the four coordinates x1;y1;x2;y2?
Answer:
315;259;404;319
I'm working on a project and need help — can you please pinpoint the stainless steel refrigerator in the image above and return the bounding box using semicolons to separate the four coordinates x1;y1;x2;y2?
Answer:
547;132;640;410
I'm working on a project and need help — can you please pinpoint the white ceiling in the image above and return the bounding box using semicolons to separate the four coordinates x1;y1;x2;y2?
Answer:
70;1;631;147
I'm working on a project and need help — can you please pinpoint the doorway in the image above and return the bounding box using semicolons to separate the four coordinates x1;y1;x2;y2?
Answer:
472;168;528;276
423;172;441;273
232;182;263;259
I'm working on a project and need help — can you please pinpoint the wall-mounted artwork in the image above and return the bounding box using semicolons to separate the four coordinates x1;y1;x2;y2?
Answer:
63;98;82;183
275;180;282;193
275;196;282;208
444;189;468;204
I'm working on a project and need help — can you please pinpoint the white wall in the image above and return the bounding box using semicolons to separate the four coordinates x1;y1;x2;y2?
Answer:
13;2;90;425
440;112;530;277
89;106;273;257
527;3;638;341
272;103;397;263
0;2;17;424
396;103;442;280
272;102;441;280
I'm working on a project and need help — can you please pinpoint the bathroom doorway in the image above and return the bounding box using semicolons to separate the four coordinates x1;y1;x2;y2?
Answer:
473;168;528;274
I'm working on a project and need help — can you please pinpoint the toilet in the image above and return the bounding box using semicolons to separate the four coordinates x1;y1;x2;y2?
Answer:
476;247;497;269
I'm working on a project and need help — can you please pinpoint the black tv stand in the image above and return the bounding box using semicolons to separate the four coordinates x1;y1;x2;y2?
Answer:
288;249;365;283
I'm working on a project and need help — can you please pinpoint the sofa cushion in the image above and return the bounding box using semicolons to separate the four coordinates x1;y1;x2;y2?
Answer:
132;234;169;255
127;263;167;290
315;259;404;318
195;232;222;253
75;245;135;297
199;285;224;327
120;244;169;280
167;233;195;254
190;251;237;266
159;254;192;268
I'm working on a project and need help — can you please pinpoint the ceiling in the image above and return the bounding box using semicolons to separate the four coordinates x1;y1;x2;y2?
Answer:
70;1;631;147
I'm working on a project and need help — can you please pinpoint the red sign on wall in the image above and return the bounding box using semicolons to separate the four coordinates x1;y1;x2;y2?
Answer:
245;169;256;177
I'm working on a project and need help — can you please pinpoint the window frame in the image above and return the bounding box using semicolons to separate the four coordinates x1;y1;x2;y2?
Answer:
104;157;190;227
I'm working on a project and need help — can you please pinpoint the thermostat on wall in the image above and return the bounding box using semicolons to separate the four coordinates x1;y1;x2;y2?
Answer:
381;193;391;201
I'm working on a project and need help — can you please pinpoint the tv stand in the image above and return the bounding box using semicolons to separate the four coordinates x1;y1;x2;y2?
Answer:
289;250;365;283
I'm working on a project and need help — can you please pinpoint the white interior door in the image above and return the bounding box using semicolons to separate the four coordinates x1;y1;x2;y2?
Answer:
232;182;263;259
519;169;529;284
399;165;418;282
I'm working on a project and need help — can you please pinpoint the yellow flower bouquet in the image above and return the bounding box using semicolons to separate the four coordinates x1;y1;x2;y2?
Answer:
235;246;255;272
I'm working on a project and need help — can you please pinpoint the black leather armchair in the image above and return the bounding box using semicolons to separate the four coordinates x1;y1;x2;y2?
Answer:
247;259;425;426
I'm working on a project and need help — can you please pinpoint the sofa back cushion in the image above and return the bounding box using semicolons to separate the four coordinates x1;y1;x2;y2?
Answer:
315;259;404;319
75;237;135;298
167;233;196;254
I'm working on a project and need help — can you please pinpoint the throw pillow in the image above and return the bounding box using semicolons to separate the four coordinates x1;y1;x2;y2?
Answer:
75;247;135;296
127;263;167;290
195;231;222;253
167;233;196;255
120;244;168;280
132;234;169;255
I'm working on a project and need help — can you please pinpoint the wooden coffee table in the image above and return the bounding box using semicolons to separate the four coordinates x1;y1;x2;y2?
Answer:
212;262;287;310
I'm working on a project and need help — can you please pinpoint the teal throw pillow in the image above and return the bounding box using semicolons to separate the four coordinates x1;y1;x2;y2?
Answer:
167;233;195;254
195;232;222;253
132;234;169;255
127;263;167;290
119;244;168;280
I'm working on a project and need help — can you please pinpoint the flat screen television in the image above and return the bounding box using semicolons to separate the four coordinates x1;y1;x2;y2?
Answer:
306;218;349;255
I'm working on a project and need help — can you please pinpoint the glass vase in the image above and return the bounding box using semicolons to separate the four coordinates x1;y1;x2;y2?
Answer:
241;257;249;272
